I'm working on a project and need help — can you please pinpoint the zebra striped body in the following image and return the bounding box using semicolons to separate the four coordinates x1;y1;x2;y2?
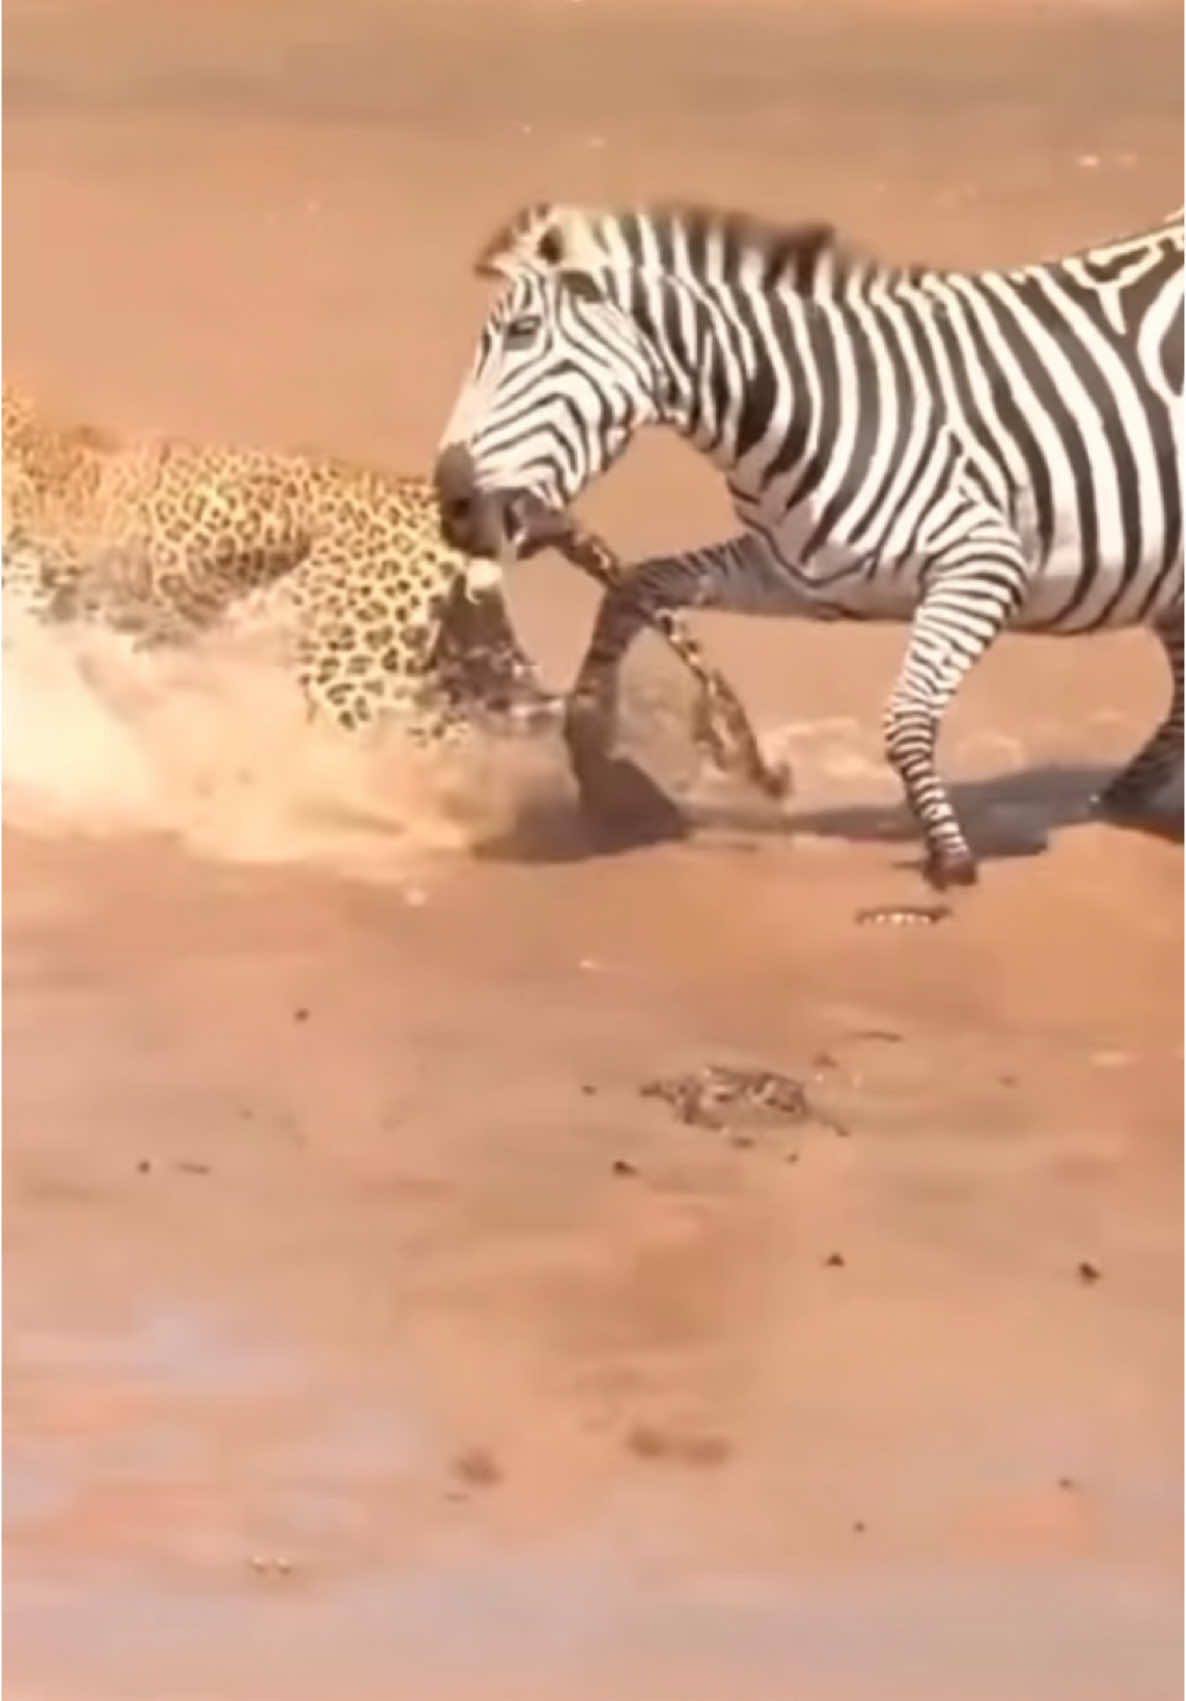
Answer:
434;202;1184;885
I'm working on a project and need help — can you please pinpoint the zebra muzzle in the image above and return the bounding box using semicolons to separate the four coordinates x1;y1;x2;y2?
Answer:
433;444;547;562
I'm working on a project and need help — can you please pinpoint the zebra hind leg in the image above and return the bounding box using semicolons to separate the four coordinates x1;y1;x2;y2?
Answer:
1095;614;1184;819
883;547;1026;889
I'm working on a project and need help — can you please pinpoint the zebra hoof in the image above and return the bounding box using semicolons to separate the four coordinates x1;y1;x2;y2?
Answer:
923;852;978;890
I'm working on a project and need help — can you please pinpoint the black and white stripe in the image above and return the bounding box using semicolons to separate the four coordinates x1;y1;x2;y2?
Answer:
435;202;1184;885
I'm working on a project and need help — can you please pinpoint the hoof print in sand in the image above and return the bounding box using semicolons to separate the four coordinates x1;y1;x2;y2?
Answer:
640;1063;815;1131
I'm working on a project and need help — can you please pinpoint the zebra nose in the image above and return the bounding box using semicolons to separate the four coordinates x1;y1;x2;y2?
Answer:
434;443;481;550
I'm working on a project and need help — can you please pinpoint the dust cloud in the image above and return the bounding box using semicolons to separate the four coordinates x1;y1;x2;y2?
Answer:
1;586;562;884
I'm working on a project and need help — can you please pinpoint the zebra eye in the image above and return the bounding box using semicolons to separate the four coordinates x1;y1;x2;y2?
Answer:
504;314;542;349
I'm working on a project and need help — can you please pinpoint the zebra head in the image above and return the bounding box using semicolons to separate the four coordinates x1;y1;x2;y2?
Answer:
434;204;667;561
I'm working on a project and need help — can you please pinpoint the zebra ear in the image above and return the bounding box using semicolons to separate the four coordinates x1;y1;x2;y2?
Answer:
538;222;601;298
535;227;564;266
473;204;603;282
558;268;601;302
474;204;569;279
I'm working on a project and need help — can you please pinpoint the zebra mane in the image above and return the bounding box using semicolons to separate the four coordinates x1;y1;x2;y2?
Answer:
473;201;909;294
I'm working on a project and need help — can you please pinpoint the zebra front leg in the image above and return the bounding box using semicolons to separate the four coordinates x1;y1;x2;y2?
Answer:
555;576;693;842
564;537;789;798
884;545;1027;888
1095;613;1183;818
564;581;645;777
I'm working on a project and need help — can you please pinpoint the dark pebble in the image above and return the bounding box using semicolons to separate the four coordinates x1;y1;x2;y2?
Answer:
136;1159;152;1175
681;1434;732;1467
293;1007;310;1023
625;1425;730;1467
824;1252;846;1269
1077;1260;1102;1284
452;1447;501;1488
611;1158;638;1177
626;1424;668;1459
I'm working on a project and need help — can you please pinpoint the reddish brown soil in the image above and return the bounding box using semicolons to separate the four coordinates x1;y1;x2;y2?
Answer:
4;1;1183;1696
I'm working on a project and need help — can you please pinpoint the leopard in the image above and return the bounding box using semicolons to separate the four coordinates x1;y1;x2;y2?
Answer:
1;380;558;741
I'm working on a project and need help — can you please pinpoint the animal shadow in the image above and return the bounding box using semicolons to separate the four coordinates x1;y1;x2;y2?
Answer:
472;753;689;865
785;762;1183;864
473;755;1182;868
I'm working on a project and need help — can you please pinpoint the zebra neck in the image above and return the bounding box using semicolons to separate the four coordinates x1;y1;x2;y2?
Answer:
619;274;846;489
623;264;963;503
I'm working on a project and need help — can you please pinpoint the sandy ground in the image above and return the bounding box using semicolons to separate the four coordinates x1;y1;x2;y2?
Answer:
3;0;1184;1696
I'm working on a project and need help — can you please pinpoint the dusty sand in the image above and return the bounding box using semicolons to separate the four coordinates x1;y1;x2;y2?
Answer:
3;0;1183;1696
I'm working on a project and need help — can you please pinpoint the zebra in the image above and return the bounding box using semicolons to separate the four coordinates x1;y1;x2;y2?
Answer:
433;201;1184;887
